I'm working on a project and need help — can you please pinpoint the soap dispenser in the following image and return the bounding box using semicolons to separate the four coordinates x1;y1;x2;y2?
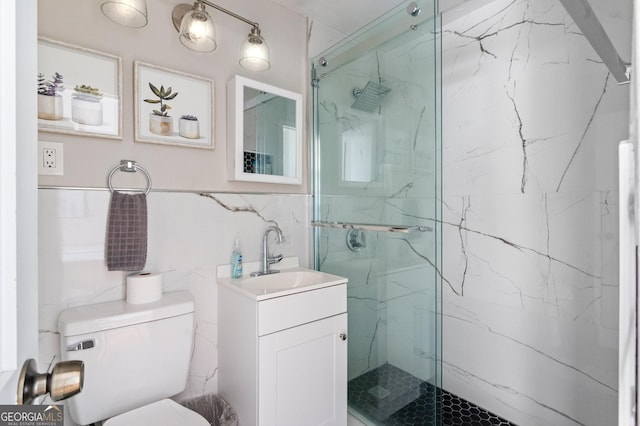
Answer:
231;239;243;279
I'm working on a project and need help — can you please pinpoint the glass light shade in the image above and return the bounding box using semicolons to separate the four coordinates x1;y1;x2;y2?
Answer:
239;29;270;72
101;0;148;28
179;7;217;53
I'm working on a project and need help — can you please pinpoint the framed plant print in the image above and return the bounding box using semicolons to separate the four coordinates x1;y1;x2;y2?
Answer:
37;37;122;139
134;61;214;149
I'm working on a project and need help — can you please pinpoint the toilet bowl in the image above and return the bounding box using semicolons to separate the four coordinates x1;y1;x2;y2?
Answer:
58;291;208;425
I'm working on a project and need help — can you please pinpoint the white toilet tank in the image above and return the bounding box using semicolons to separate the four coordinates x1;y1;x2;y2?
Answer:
58;291;195;425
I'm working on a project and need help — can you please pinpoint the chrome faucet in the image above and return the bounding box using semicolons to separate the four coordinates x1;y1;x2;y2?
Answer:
251;225;284;276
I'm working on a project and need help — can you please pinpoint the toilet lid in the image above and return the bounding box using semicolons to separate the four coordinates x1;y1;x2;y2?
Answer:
103;399;209;426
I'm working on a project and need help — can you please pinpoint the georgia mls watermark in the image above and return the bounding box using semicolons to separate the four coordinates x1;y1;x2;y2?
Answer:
0;405;63;426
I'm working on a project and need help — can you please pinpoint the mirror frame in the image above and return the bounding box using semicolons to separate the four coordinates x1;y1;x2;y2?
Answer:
227;75;303;185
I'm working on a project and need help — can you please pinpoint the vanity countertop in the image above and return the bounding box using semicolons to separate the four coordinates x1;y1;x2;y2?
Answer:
217;257;347;301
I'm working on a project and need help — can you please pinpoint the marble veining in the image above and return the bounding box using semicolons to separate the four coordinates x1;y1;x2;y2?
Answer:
198;192;281;227
310;0;626;423
392;198;601;296
441;0;627;424
446;208;600;281
443;360;585;426
444;311;614;393
504;83;530;193
555;72;611;192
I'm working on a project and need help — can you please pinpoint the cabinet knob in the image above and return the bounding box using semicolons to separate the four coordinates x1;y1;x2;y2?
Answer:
339;332;347;341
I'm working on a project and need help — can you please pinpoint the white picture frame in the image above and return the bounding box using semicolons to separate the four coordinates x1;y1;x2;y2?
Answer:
37;37;123;139
134;61;214;149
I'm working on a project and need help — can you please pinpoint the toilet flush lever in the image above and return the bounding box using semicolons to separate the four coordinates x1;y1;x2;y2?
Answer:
67;339;95;351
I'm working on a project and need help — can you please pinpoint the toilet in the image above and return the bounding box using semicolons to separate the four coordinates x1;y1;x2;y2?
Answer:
58;291;209;426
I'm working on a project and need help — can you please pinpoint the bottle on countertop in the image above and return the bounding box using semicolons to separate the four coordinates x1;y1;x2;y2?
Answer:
231;238;243;279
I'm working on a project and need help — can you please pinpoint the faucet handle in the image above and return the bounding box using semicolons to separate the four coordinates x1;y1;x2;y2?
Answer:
268;254;283;264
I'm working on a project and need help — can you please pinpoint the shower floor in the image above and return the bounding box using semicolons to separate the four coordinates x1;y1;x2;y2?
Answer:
348;363;517;426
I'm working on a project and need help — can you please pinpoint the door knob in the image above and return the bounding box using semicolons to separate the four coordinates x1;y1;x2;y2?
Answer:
17;359;84;404
339;332;347;341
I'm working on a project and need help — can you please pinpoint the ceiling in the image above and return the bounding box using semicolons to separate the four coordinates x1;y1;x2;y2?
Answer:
271;0;631;64
268;0;406;36
267;0;483;58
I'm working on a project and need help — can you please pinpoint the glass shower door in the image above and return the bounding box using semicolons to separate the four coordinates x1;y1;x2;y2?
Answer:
312;1;441;425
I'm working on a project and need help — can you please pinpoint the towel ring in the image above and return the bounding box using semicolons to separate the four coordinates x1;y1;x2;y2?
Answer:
107;160;152;195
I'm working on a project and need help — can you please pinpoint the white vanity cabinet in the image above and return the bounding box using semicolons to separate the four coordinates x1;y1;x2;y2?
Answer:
218;268;348;426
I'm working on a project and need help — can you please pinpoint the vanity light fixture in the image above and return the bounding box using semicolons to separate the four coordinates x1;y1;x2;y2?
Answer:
172;1;271;71
101;0;148;28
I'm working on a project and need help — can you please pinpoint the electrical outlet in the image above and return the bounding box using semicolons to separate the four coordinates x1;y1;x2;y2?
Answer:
43;148;56;168
38;141;64;176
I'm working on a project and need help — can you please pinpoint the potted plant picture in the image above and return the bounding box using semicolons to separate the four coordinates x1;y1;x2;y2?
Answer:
144;83;178;136
179;114;200;139
37;72;64;120
71;84;104;126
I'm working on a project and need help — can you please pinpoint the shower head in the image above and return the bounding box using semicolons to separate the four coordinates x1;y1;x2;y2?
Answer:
351;81;391;113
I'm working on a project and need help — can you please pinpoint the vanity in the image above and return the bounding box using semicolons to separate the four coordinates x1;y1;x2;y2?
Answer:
217;257;348;426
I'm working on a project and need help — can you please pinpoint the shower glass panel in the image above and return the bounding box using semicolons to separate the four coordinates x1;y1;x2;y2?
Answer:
312;1;441;425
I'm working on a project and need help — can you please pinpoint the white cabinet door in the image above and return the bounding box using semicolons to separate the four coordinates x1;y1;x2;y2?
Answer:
259;313;347;426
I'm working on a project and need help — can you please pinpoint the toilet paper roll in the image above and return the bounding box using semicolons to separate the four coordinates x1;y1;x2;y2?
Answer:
126;271;163;304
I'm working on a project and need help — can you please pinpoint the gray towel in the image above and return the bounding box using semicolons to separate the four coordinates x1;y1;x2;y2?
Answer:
106;191;147;271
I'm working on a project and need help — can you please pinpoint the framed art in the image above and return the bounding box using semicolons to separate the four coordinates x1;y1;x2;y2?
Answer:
134;61;214;149
37;37;122;139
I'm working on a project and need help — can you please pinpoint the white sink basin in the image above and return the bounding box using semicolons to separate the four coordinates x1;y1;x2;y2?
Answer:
242;270;328;290
217;262;348;300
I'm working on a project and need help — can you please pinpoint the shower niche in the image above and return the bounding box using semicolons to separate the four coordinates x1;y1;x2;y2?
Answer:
227;75;303;185
340;119;378;184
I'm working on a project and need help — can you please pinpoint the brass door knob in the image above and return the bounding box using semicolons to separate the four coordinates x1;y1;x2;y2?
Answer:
17;359;84;405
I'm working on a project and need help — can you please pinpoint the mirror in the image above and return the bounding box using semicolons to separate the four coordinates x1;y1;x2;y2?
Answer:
227;76;303;184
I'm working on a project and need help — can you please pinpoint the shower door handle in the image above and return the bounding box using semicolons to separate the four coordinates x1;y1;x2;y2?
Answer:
339;332;347;341
312;221;432;233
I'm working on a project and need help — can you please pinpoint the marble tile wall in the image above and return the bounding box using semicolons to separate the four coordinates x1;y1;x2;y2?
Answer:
38;189;309;424
441;0;628;425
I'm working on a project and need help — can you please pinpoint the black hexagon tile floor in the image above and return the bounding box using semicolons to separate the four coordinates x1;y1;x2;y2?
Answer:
348;363;517;426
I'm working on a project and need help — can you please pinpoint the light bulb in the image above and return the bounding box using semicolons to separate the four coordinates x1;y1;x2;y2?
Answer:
187;17;208;41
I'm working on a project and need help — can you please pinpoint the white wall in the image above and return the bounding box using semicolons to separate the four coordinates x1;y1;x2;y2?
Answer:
441;0;629;424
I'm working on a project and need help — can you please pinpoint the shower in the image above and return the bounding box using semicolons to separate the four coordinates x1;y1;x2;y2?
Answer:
312;0;442;424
